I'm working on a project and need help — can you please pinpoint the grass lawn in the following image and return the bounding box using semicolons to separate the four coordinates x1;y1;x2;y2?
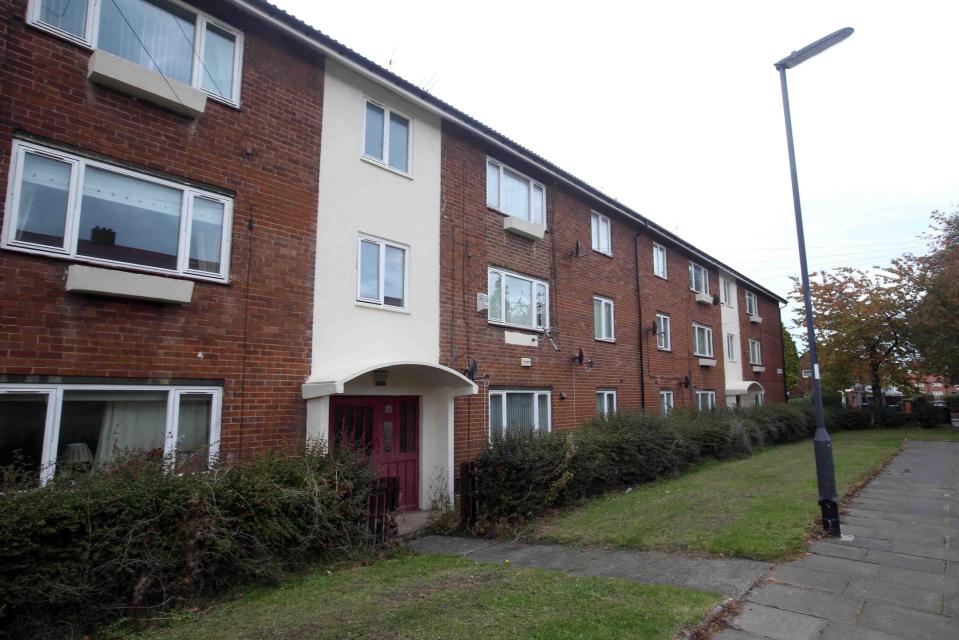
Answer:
533;427;959;561
120;554;721;640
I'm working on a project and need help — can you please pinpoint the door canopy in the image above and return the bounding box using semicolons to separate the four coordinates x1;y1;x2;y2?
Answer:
302;361;478;399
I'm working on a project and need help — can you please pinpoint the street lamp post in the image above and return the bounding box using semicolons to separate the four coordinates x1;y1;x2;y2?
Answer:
775;27;854;538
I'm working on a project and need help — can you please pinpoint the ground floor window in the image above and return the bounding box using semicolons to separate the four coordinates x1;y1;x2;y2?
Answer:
752;391;764;406
489;390;550;435
0;384;221;485
695;390;716;411
596;389;616;416
660;390;674;415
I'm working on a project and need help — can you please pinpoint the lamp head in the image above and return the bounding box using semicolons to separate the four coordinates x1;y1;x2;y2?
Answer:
775;27;854;70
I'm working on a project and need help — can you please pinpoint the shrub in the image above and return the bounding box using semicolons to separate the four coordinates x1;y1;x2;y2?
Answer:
0;445;374;638
911;396;950;427
471;403;818;527
828;410;873;431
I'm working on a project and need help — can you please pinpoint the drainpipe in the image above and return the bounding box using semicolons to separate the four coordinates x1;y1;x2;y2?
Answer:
779;301;789;402
634;223;650;411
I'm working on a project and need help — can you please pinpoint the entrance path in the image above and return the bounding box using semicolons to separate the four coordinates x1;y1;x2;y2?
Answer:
410;535;768;598
718;440;959;640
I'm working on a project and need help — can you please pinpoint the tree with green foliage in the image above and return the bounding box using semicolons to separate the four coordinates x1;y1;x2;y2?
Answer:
782;328;800;394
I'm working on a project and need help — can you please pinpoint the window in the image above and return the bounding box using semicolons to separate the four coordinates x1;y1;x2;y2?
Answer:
745;290;759;316
357;236;407;309
596;389;617;417
748;339;763;365
726;333;737;361
487;267;549;330
656;313;671;351
363;100;411;173
693;324;713;357
652;243;668;279
486;159;546;226
721;278;734;307
660;390;674;415
3;140;232;281
689;262;709;294
752;391;765;406
489;390;550;434
27;0;244;105
0;384;221;486
594;296;615;341
696;390;717;411
590;212;611;255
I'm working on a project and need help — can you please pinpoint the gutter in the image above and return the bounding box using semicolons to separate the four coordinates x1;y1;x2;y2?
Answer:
229;0;786;304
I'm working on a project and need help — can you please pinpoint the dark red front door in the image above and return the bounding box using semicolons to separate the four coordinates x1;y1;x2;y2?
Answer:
330;396;419;511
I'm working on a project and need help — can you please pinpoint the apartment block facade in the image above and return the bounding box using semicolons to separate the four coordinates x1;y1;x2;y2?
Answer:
1;0;785;508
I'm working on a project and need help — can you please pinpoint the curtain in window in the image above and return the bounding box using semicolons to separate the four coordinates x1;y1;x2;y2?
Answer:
176;394;211;471
503;169;530;219
489;394;503;432
98;0;195;85
531;185;544;225
505;393;534;432
16;152;71;248
40;0;87;37
94;397;167;466
537;394;549;428
189;198;223;273
201;24;235;99
384;245;405;306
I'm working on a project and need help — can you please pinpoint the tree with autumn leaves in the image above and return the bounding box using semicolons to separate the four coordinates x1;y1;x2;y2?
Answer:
792;208;959;419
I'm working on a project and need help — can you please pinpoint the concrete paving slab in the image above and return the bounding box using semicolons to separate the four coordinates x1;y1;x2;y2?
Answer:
812;541;868;560
746;582;862;622
945;593;959;617
819;621;910;640
858;600;956;640
729;602;826;640
948;561;959;578
838;523;881;537
768;564;851;593
890;540;959;562
834;534;893;551
713;629;765;640
875;564;959;594
843;578;944;614
864;549;947;573
841;514;900;529
875;527;949;547
791;554;880;579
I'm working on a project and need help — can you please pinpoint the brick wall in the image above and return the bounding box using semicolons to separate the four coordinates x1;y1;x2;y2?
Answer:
0;0;325;454
739;287;787;403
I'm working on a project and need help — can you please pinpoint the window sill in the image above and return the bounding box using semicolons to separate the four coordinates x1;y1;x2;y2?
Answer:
657;347;672;352
697;357;717;367
693;291;714;305
593;249;613;259
748;315;763;324
355;300;410;314
360;155;414;180
503;215;546;241
752;365;766;373
595;338;616;344
66;264;193;304
87;49;207;118
654;273;668;280
488;320;545;334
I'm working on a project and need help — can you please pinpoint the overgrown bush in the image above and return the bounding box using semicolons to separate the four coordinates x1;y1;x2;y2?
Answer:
828;410;874;431
0;445;374;638
911;396;950;428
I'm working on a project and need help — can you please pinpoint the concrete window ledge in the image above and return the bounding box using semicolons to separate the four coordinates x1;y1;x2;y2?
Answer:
752;365;766;373
694;292;713;305
503;216;545;241
88;50;206;118
748;314;763;324
698;357;718;367
504;331;539;347
66;265;194;304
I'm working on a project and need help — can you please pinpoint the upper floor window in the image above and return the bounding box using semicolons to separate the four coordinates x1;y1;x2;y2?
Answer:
652;243;668;279
3;140;232;281
726;333;737;361
489;390;550;435
656;313;672;351
695;390;717;411
689;261;709;295
363;100;411;173
596;389;617;417
488;267;549;331
486;159;545;226
0;383;221;486
357;236;407;309
721;278;734;307
745;290;759;316
593;296;615;341
590;212;611;255
27;0;244;105
660;390;674;415
693;323;714;357
748;339;763;365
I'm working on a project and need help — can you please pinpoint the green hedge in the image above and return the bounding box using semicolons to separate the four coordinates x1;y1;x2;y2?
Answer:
0;446;374;638
471;403;913;527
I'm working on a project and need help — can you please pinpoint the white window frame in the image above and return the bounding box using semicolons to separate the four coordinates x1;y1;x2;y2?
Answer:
689;261;710;295
696;390;717;411
753;391;765;406
0;383;221;486
487;267;549;331
745;290;759;316
596;389;617;416
655;313;671;351
488;390;551;435
748;339;763;365
721;278;735;307
659;390;674;415
2;140;233;282
590;211;611;255
726;333;737;361
485;158;547;227
652;242;668;279
594;296;615;342
693;323;714;358
362;98;413;175
26;0;245;107
356;235;409;310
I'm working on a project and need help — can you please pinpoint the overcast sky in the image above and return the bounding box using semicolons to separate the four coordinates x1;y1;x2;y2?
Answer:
273;0;958;329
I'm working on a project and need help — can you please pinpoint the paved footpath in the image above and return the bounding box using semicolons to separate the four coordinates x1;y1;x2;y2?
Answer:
718;440;959;640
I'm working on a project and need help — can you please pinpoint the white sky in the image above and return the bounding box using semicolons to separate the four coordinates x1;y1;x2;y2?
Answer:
272;0;958;329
